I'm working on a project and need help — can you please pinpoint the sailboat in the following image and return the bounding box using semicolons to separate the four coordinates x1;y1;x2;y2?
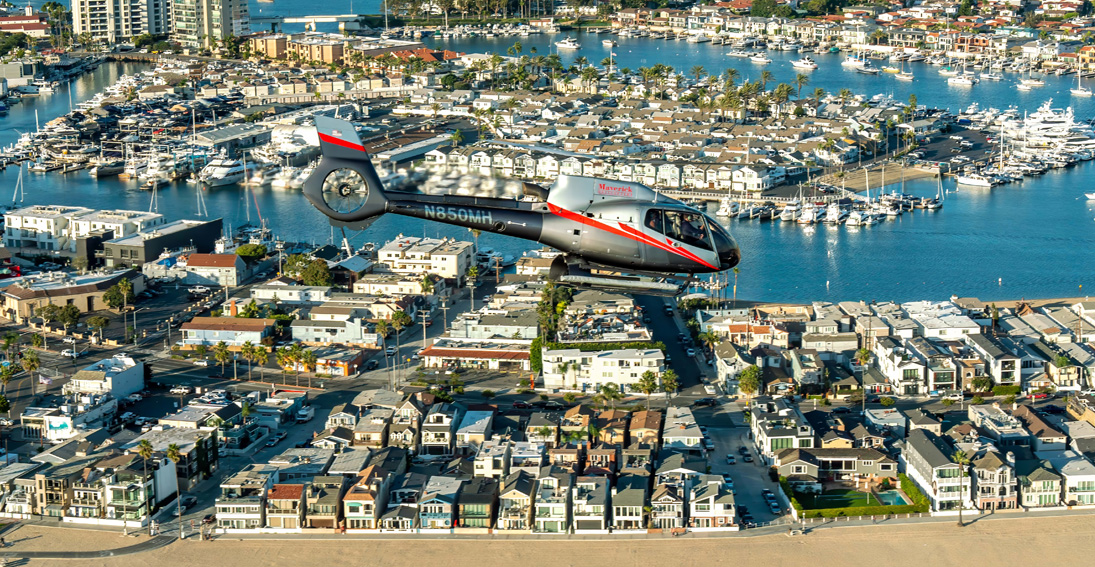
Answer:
10;161;24;205
896;57;914;82
1072;72;1092;97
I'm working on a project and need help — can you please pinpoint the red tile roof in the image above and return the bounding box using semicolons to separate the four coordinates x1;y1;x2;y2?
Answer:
186;253;241;268
268;484;304;500
419;346;529;361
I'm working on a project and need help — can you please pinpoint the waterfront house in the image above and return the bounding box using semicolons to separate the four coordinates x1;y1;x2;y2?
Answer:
873;336;927;396
688;475;737;529
655;453;706;491
342;466;392;529
585;445;620;476
216;465;275;531
774;448;896;493
474;439;511;479
419;476;464;530
1043;452;1095;506
533;466;573;534
1016;457;1062;508
509;441;546;474
970;450;1019;511
456;476;497;528
611;474;649;531
498;470;536;531
421;403;464;456
304;475;348;529
571;476;610;532
266;484;305;530
650;483;685;529
904;429;971;512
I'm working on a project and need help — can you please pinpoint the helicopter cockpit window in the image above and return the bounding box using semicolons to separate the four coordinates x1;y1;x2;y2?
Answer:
663;211;713;251
644;210;664;233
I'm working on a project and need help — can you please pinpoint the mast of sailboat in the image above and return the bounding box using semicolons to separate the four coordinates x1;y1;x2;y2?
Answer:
11;162;23;204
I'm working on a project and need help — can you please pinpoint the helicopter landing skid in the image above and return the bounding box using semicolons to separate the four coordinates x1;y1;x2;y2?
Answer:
549;256;695;297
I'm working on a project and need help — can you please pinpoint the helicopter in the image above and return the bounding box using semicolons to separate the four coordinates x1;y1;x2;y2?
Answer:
302;116;741;295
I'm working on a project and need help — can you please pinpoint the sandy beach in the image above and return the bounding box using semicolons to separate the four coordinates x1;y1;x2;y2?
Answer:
11;513;1091;567
0;523;153;552
816;162;939;193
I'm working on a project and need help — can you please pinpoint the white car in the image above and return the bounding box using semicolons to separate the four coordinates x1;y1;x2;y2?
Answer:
0;418;13;426
193;359;210;366
170;386;192;395
191;286;210;294
126;394;143;402
62;337;76;344
61;349;81;357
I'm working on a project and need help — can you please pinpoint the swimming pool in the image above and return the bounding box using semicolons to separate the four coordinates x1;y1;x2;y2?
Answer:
876;490;909;506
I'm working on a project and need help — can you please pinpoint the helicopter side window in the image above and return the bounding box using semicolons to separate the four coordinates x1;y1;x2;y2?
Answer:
663;211;713;251
644;210;664;233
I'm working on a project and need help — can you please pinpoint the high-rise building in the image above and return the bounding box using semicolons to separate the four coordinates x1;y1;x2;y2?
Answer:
72;0;172;43
171;0;249;48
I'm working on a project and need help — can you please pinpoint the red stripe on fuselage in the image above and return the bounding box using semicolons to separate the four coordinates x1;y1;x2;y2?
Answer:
319;132;366;152
547;203;716;270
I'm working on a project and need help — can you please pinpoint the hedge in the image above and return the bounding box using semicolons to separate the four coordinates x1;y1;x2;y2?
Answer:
899;473;931;512
992;385;1021;396
801;503;922;518
544;340;667;352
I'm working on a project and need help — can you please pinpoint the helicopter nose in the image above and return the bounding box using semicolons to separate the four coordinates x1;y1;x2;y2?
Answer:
719;238;741;270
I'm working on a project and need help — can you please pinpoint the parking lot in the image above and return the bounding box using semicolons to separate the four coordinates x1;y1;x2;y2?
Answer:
706;420;787;527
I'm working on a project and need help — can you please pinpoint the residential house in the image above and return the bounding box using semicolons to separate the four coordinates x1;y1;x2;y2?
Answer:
419;476;464;530
749;397;815;464
421;403;465;456
904;429;970;512
611;474;649;531
353;409;393;448
966;334;1020;386
774;448;897;494
1044;452;1095;506
1012;405;1067;452
571;476;610;532
585;445;620;477
968;404;1029;448
474;439;511;479
304;476;348;529
650;483;686;529
970;450;1019;511
629;410;662;446
454;410;494;456
1016;458;1062;508
688;475;737;529
265;484;305;529
620;444;656;476
533;466;573;534
498;470;536;531
342;466;392;529
456;476;498;528
662;407;703;454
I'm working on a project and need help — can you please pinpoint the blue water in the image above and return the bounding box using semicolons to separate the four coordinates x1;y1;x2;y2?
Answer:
6;25;1095;303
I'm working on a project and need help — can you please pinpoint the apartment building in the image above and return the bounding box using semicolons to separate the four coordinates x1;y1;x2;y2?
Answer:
73;0;172;42
3;205;94;252
541;347;664;392
376;236;474;282
172;0;250;48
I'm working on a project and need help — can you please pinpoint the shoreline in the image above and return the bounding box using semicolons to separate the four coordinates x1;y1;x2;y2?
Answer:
816;163;939;193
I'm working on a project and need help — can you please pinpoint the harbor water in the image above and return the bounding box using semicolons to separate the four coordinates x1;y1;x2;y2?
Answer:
3;38;1095;303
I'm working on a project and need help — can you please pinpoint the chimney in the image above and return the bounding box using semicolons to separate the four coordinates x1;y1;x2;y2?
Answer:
230;298;238;317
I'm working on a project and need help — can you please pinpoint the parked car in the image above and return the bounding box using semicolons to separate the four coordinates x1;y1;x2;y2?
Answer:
180;495;198;508
686;348;696;357
126;394;142;403
365;360;379;371
726;455;736;465
743;454;754;463
542;401;566;411
191;286;210;294
170;386;192;395
722;474;734;488
62;337;76;344
693;398;717;407
704;384;717;395
385;346;396;356
1030;392;1054;400
704;438;715;451
193;359;210;366
0;418;13;426
512;401;532;409
202;514;217;525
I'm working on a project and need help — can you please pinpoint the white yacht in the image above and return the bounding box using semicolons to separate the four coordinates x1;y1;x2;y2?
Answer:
791;56;818;70
955;173;993;187
555;37;581;50
841;55;867;68
948;74;977;86
797;203;819;224
845;209;865;227
779;200;800;221
716;198;739;217
602;39;617;47
750;54;772;64
895;71;914;81
199;159;251;187
824;203;847;224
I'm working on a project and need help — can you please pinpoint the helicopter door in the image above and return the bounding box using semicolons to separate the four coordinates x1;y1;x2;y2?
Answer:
580;210;642;267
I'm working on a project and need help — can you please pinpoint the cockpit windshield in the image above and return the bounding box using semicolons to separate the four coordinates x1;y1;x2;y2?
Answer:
644;209;713;251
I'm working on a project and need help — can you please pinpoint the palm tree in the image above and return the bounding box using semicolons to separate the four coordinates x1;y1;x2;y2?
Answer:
723;67;739;91
637;370;659;399
166;443;183;537
467;266;480;309
595;382;623;409
449;129;464;148
21;350;40;396
732;267;740;306
794;73;809;99
213;341;231;373
953;449;970;527
254;347;269;383
839;88;852;103
300;350;318;388
697;332;719;354
690;65;706;82
137;439;154;532
390;311;413;384
0;365;14;396
661;369;679;409
759;70;773;92
813;87;825;100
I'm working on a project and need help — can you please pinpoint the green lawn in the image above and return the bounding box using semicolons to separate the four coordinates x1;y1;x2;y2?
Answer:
799;489;882;509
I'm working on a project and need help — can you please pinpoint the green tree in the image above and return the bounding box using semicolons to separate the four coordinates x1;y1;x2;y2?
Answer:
738;364;762;397
254;346;269;382
594;382;623;409
0;364;13;395
283;253;312;277
751;0;778;17
0;394;9;417
195;344;208;359
213;341;231;373
301;259;333;286
958;0;973;16
794;73;809;99
953;449;970;526
879;396;895;407
971;376;993;392
235;243;267;264
241;341;256;380
636;370;659;398
661;369;679;408
137;439;155;532
87;316;110;342
450;128;464;148
166;443;183;536
467;266;480;308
